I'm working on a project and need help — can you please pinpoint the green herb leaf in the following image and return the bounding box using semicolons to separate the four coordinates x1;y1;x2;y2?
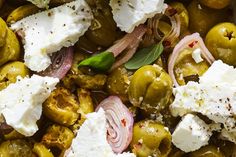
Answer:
124;41;164;70
78;51;115;71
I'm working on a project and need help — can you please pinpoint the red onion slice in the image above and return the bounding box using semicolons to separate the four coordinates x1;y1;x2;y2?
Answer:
39;47;74;79
95;96;134;153
168;33;215;87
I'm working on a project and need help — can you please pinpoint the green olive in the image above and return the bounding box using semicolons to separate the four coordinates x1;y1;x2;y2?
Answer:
43;87;79;126
205;22;236;66
170;2;189;35
128;65;172;113
0;28;20;66
0;61;30;90
106;66;130;102
0;17;7;47
174;48;209;85
199;0;231;9
187;0;227;37
0;139;33;157
189;145;225;157
131;120;172;157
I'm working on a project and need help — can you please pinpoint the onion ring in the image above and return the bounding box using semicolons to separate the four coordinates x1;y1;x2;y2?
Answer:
95;96;134;153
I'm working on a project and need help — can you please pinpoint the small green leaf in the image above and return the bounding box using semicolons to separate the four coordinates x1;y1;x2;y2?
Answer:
78;51;115;71
124;41;164;70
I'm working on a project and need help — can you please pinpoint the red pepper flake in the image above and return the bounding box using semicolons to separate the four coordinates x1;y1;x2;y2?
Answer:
163;40;171;47
121;119;126;127
188;41;198;48
166;7;177;16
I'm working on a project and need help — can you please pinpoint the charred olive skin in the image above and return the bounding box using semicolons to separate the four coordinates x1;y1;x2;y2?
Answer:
199;0;231;9
131;120;172;157
205;23;236;66
128;65;172;113
187;0;227;37
189;145;225;157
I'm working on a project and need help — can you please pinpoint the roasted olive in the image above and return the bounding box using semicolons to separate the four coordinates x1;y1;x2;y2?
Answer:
43;87;79;126
199;0;231;9
0;61;30;90
85;0;117;47
128;65;172;113
0;139;33;157
33;143;54;157
106;66;130;102
174;49;209;85
187;0;227;37
205;22;236;66
189;145;225;157
42;124;74;150
6;4;40;24
131;120;172;157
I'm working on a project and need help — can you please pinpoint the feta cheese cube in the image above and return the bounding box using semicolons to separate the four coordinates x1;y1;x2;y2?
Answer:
0;75;59;136
110;0;167;33
172;114;212;153
11;0;93;72
27;0;50;8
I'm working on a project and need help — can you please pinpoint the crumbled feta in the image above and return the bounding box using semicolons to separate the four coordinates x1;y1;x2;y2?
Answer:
170;60;236;132
0;75;59;136
110;0;167;33
192;48;203;63
66;108;135;157
11;0;93;72
172;114;212;152
27;0;50;8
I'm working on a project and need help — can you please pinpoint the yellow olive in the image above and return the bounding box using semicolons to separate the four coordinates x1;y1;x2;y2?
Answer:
6;4;40;24
170;2;189;35
42;124;74;150
174;48;209;85
128;65;172;113
205;22;236;66
131;120;172;157
33;143;54;157
0;139;33;157
0;17;7;47
189;145;225;157
0;28;20;66
199;0;231;9
43;87;79;126
0;61;30;90
106;66;130;102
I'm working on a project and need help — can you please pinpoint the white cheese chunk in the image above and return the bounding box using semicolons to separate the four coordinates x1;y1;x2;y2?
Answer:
11;0;93;72
110;0;167;33
172;114;212;153
0;75;59;136
27;0;50;8
192;48;203;63
170;81;236;132
199;60;236;85
66;108;135;157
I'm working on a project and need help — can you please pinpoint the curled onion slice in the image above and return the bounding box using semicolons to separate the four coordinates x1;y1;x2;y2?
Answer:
39;47;74;79
145;6;181;47
107;25;147;71
95;96;134;153
168;33;215;87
